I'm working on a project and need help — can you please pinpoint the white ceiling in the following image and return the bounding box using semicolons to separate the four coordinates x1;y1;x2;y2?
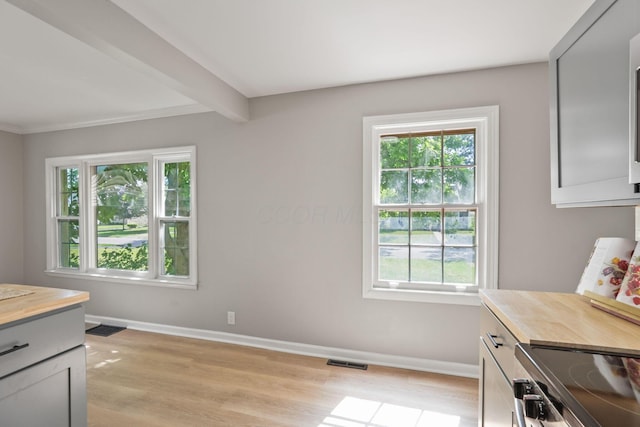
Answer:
0;0;594;134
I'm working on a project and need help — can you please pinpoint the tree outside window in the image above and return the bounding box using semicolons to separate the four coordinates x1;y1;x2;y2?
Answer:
378;130;477;286
46;147;197;288
362;106;499;305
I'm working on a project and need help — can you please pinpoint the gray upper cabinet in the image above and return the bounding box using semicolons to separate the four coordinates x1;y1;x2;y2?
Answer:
550;0;640;207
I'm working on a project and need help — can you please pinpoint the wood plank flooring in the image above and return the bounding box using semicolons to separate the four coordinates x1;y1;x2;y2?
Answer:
86;329;478;427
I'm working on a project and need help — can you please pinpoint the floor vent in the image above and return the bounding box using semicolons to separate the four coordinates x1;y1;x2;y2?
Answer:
327;359;368;370
86;324;126;337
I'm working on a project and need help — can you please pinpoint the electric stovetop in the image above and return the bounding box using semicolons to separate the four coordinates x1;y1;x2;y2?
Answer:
526;345;640;427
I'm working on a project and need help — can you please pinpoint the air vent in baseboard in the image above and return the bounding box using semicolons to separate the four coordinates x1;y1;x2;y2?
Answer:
327;359;368;370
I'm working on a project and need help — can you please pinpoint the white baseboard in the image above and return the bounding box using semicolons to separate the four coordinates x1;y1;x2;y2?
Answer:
85;314;478;379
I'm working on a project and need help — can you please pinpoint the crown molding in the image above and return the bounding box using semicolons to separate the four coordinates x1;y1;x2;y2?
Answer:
14;104;210;135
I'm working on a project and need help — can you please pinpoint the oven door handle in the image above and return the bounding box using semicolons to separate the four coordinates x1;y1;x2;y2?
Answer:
514;397;527;427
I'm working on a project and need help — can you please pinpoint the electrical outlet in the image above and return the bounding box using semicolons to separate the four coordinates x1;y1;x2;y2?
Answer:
227;311;235;325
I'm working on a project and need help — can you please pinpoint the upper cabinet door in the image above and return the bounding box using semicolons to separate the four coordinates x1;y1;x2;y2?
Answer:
550;0;640;207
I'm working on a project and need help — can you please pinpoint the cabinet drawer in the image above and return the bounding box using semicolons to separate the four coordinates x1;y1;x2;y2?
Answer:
0;305;84;379
480;304;517;381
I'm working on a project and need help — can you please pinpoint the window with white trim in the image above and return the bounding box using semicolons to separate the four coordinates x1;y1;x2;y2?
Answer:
363;107;498;305
46;146;197;289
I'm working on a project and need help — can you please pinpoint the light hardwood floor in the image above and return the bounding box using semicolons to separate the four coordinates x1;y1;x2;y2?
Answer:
86;329;478;427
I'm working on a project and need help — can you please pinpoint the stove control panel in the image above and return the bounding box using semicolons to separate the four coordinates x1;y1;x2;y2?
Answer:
513;378;568;427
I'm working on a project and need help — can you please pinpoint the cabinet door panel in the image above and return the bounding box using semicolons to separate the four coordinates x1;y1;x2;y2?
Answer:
0;345;86;427
557;0;636;187
550;0;640;206
479;339;514;427
0;369;70;427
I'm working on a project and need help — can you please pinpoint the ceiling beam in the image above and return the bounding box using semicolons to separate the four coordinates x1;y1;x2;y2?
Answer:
6;0;249;122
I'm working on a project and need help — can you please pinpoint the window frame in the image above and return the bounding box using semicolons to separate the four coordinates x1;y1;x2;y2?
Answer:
362;106;499;305
45;146;198;289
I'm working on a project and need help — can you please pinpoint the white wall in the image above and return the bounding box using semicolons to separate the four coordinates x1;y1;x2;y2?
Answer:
0;130;24;283
21;63;635;366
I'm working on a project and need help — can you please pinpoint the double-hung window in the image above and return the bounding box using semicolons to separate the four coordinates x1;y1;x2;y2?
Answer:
363;106;498;305
46;146;197;289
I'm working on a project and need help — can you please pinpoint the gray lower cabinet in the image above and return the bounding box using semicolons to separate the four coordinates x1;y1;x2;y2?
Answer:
0;305;87;427
479;304;517;427
479;340;513;427
0;346;86;426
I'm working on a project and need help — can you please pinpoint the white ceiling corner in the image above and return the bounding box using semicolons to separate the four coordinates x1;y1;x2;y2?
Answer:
0;0;594;134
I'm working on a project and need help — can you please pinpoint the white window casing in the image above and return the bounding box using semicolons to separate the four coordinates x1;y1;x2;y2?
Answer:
362;106;499;305
45;146;197;289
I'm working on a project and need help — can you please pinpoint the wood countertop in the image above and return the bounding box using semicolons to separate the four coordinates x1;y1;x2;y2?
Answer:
0;283;89;326
480;290;640;356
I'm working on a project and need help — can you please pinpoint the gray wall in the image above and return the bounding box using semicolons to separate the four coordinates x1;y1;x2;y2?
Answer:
20;63;635;365
0;130;24;283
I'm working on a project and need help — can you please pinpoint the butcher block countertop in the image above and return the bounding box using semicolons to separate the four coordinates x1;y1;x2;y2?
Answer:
480;290;640;356
0;283;89;326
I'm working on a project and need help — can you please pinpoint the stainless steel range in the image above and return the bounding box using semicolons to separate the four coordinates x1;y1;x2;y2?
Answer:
514;343;640;427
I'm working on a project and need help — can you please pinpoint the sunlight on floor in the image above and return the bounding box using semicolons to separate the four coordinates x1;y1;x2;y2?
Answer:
86;345;122;369
319;396;461;427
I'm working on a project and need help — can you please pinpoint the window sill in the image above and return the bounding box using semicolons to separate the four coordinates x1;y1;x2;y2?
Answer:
363;287;481;306
45;270;197;290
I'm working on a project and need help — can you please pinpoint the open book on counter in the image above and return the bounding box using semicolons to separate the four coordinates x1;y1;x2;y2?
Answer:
577;237;640;325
